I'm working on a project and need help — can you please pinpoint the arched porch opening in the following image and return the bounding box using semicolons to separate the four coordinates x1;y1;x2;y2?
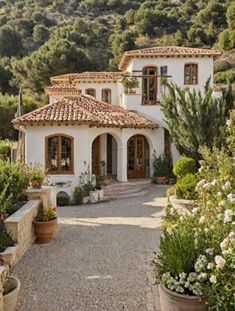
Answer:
91;133;118;179
127;134;150;179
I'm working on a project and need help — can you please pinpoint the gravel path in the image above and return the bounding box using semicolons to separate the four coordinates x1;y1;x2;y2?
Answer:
13;185;167;311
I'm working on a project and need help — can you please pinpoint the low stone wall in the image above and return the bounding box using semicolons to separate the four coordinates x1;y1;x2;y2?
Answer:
3;200;41;265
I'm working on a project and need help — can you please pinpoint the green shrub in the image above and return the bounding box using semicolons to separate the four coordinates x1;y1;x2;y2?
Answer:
153;154;172;177
82;181;95;196
0;161;30;214
0;223;15;252
173;157;196;178
35;207;57;222
0;140;10;160
175;174;198;200
72;186;84;205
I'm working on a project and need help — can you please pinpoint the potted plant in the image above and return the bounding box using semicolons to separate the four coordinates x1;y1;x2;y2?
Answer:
1;256;21;311
153;154;171;184
122;77;139;94
33;206;57;244
29;163;45;189
153;216;208;311
72;186;84;205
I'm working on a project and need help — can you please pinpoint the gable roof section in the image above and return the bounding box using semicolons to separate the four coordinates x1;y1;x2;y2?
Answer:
50;72;124;84
119;46;222;70
13;95;158;129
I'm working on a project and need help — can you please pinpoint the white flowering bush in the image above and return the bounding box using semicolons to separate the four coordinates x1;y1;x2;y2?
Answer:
154;112;235;310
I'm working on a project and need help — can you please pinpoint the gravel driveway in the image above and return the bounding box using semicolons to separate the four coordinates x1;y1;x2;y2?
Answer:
13;185;167;311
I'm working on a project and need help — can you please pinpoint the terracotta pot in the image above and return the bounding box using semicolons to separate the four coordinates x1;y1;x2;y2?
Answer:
33;218;57;244
158;283;207;311
30;179;43;189
3;276;21;311
156;176;167;184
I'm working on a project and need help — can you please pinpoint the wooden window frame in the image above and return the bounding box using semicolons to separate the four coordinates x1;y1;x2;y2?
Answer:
142;66;158;105
102;88;112;104
85;88;96;97
45;134;74;175
184;63;198;85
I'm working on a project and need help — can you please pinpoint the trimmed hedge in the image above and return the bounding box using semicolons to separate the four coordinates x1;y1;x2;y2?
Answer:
173;157;196;177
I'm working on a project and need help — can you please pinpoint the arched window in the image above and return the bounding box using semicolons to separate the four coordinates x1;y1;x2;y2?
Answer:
45;134;74;174
142;67;158;105
85;88;96;97
184;63;198;85
102;89;111;104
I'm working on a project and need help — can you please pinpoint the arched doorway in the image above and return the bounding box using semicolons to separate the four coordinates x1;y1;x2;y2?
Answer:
92;133;117;177
127;135;149;179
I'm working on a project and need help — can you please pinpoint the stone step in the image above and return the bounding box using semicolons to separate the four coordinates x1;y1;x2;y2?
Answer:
103;179;151;199
106;189;149;200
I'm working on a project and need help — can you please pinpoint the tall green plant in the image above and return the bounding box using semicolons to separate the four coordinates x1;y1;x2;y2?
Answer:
161;79;233;161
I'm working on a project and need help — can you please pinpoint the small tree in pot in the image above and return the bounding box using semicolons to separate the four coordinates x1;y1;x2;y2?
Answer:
28;163;45;189
153;153;171;184
33;206;57;244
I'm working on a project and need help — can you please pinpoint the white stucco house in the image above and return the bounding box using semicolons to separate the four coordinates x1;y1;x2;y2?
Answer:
13;46;221;197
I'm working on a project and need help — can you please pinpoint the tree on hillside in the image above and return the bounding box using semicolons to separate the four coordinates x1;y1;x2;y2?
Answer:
0;25;23;57
110;30;136;65
161;79;234;161
12;39;94;93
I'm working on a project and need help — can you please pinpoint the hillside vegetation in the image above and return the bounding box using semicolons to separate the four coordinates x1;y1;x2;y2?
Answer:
0;0;234;102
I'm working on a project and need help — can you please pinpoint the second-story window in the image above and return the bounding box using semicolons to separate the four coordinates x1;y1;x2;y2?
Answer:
184;64;198;85
102;89;111;104
85;88;96;97
142;67;157;105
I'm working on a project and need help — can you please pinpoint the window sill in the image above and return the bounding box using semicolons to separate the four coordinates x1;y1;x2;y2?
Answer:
184;83;198;86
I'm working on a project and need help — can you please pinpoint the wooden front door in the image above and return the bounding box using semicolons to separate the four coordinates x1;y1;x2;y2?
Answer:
92;136;100;175
127;135;147;178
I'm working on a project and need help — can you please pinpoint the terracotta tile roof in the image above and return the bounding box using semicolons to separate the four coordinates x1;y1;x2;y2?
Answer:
50;72;124;84
119;46;222;70
13;95;158;129
45;84;81;96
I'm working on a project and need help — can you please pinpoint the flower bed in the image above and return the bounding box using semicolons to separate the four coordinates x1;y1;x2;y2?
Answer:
154;112;235;310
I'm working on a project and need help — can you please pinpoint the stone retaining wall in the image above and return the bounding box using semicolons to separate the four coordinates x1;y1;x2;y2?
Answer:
3;200;41;265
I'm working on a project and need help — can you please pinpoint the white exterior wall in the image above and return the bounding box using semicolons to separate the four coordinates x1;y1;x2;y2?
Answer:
24;125;162;197
75;82;120;106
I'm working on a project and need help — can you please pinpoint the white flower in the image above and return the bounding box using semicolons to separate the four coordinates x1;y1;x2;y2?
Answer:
204;228;209;233
220;238;229;251
198;167;203;173
219;201;226;208
224;209;234;224
217;192;222;197
203;182;212;190
206;248;214;255
211;179;217;186
199;216;205;224
227;193;234;201
215;255;226;269
222;181;231;191
192;208;198;215
226;119;233;127
210;275;217;284
207;262;214;269
196;179;206;189
229;231;235;240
